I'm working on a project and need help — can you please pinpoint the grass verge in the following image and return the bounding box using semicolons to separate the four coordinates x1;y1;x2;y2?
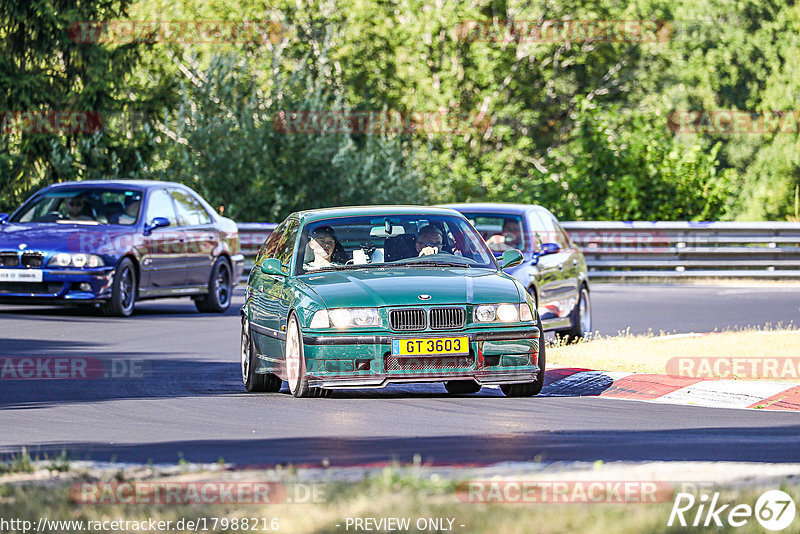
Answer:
2;468;799;534
549;327;800;379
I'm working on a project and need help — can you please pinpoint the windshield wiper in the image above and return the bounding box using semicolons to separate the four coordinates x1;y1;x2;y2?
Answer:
393;259;472;268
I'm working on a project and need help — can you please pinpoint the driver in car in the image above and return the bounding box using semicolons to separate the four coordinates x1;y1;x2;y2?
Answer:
65;196;94;221
486;219;521;251
415;225;444;256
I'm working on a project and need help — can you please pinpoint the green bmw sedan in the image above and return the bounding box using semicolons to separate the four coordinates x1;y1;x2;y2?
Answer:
240;206;544;398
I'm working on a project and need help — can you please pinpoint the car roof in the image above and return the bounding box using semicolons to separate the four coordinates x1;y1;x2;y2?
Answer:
45;180;186;191
293;205;464;224
440;202;548;216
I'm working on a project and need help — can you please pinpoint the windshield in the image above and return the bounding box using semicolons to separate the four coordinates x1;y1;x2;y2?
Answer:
11;188;143;225
296;214;498;274
460;213;527;253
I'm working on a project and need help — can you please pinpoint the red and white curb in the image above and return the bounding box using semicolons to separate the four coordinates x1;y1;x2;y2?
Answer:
542;368;800;412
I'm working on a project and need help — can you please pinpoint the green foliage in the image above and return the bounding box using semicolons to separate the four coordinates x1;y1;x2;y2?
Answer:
0;0;172;212
2;0;799;221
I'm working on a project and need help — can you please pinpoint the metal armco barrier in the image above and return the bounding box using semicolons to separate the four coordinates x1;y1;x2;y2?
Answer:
237;223;277;278
236;221;800;280
561;221;800;279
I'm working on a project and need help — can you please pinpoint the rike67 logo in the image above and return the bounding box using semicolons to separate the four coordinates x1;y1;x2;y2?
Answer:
668;490;796;531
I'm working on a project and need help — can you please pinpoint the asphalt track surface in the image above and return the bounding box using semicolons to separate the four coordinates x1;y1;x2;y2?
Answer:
1;284;799;466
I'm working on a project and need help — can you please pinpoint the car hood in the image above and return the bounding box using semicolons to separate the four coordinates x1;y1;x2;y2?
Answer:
0;223;135;255
299;267;522;308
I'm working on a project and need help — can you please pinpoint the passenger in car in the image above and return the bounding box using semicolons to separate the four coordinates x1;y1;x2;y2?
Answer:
305;226;347;269
117;196;141;225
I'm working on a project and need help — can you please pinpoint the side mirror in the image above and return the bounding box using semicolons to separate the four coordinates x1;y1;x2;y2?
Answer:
539;242;561;256
531;242;561;265
0;213;8;225
500;248;524;269
144;217;170;236
260;257;285;276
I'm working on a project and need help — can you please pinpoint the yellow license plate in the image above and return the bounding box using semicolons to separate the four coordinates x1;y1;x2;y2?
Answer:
391;337;470;356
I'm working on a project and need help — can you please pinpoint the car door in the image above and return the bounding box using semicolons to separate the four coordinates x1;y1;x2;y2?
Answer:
170;188;217;287
140;188;185;289
250;218;299;365
530;209;577;324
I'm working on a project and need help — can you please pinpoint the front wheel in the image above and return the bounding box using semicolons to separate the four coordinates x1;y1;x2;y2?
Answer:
241;317;281;392
501;324;546;397
101;257;136;317
195;257;232;313
285;314;330;398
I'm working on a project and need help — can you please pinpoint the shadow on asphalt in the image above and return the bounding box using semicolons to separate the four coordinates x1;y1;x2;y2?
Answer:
6;424;800;465
0;297;243;320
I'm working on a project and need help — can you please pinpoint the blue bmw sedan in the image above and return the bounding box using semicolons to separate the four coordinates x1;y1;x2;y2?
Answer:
0;181;244;316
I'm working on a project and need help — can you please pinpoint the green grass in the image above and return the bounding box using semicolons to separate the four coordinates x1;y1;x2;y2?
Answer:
1;468;798;533
550;326;800;379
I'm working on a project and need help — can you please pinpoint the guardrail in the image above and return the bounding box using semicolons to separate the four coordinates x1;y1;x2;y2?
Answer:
236;221;800;280
562;221;800;279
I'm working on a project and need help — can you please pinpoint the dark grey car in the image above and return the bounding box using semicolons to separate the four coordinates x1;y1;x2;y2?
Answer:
444;203;591;340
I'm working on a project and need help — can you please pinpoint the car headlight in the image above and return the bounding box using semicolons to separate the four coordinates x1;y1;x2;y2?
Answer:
310;308;381;328
474;303;525;323
47;253;104;268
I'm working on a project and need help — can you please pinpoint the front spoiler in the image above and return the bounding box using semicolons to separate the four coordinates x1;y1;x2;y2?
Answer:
302;327;540;346
307;368;539;389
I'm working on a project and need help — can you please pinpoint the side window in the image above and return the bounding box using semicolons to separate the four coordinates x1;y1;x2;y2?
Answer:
189;193;213;225
260;221;288;262
275;219;299;266
532;211;567;248
144;189;177;226
170;189;205;226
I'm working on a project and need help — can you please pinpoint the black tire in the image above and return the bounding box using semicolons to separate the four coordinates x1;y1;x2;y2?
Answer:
555;284;591;343
501;324;546;397
195;257;232;313
285;314;329;398
101;257;136;317
241;317;281;392
444;380;482;394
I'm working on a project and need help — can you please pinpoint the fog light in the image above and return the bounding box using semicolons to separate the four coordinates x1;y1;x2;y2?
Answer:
79;282;91;291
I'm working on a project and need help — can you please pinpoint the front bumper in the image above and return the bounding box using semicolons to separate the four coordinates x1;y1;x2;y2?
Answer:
0;267;115;302
230;253;245;286
297;328;540;389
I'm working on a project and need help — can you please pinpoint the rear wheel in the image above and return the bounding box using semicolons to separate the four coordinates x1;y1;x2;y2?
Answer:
501;324;546;397
101;258;136;317
444;380;481;395
556;285;591;343
241;317;281;392
285;314;330;398
195;257;232;313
